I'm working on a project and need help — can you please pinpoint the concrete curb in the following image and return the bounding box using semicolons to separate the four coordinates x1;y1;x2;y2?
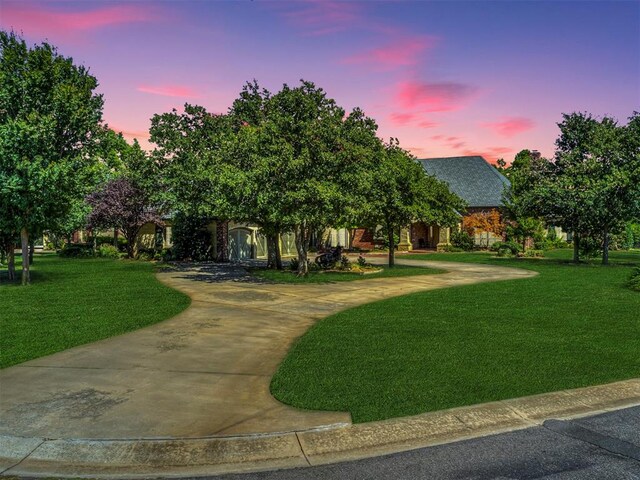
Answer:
2;379;638;478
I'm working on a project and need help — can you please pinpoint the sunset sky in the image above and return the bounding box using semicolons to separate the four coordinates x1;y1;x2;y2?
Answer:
1;0;638;162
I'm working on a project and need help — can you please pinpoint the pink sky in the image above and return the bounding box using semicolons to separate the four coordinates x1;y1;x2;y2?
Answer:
1;0;638;163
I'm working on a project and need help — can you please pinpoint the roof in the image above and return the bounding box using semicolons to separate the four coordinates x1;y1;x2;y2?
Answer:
417;156;510;208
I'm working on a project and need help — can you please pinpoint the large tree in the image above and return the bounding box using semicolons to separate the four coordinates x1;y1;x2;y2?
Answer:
507;114;640;263
86;176;162;258
363;140;466;267
0;32;104;283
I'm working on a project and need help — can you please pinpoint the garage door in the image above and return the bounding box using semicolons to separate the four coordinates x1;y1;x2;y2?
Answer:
229;228;252;260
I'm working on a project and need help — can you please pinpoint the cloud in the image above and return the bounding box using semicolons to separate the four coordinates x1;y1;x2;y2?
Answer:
395;80;478;112
275;0;361;36
482;117;535;137
343;36;436;70
0;2;157;37
137;84;199;98
462;147;513;163
389;112;416;126
418;120;438;129
108;124;150;140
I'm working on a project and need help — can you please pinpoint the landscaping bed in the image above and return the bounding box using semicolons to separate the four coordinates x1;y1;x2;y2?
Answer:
0;254;190;369
251;264;444;284
271;249;640;423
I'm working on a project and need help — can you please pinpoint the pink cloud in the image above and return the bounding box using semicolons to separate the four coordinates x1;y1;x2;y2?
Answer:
108;124;150;140
462;147;513;164
389;112;417;126
396;80;478;112
276;0;361;35
482;117;535;137
0;3;157;37
418;120;438;129
137;84;199;98
430;135;445;141
343;36;436;70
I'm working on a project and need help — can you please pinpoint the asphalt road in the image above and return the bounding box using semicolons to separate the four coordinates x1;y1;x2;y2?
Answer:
214;406;640;480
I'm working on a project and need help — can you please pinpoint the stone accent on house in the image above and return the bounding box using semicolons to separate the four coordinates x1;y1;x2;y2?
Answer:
398;227;412;251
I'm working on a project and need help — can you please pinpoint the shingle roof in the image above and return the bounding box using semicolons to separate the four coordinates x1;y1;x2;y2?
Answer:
418;156;510;208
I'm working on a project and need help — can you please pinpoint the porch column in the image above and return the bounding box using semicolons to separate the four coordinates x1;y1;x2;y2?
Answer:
398;226;413;252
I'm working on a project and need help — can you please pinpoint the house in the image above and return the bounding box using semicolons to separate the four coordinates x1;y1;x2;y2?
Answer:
351;155;510;251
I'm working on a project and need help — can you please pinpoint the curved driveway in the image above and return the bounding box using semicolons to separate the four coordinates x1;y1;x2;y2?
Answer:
0;258;536;440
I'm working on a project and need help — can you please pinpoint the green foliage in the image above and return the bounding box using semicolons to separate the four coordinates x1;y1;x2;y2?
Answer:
0;32;105;282
627;267;640;292
97;244;120;259
58;244;94;258
523;249;545;258
170;213;214;261
450;230;474;251
491;241;522;256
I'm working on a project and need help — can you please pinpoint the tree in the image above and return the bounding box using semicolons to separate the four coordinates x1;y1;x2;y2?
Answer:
363;139;466;267
462;209;505;248
0;32;104;283
86;177;162;258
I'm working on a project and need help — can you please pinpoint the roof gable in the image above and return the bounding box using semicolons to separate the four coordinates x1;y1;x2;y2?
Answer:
418;156;510;208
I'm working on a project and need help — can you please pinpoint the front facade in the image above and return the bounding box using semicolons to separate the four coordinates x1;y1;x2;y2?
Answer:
408;155;511;249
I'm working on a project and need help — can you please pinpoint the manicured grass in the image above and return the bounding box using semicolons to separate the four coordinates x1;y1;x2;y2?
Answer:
0;254;190;368
271;249;640;423
251;264;445;283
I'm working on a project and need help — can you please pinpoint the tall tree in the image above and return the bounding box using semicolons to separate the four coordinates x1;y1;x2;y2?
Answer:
363;140;466;267
86;176;162;258
0;32;104;283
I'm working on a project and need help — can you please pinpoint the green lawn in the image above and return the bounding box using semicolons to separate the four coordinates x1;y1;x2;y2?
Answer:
251;264;444;283
271;249;640;423
0;254;190;369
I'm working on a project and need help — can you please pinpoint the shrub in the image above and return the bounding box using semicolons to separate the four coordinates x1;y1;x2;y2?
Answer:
59;244;94;258
289;258;299;271
491;241;521;256
357;255;368;267
97;244;120;259
440;244;463;253
171;213;214;261
523;249;545;258
340;255;351;270
627;268;640;292
450;230;474;251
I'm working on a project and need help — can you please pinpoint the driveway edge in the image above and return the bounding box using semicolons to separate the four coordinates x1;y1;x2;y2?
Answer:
2;378;638;478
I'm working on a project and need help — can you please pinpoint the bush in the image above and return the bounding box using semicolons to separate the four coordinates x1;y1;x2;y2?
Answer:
439;244;463;252
491;241;521;256
627;268;640;292
171;213;214;261
59;244;94;258
97;244;120;259
357;255;368;267
340;255;351;270
450;230;474;251
289;258;299;271
523;249;545;258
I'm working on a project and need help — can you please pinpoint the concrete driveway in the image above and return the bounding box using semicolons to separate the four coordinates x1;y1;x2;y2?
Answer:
0;258;536;440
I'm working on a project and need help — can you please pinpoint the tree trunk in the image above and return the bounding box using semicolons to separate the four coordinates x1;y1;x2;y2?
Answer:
8;244;16;281
21;228;30;285
29;240;35;265
522;237;527;253
602;227;610;266
573;232;580;263
113;228;119;247
266;231;283;270
388;228;395;268
294;223;310;276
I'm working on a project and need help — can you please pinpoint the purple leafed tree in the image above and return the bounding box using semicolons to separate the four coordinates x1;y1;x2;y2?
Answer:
86;178;163;258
